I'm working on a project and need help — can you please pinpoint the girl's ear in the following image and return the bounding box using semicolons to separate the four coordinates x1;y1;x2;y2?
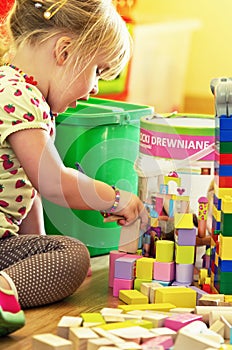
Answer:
54;36;72;65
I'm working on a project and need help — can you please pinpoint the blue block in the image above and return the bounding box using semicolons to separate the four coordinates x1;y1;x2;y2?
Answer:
213;193;221;210
215;163;232;176
212;216;221;231
219;129;232;142
169;199;174;218
219;258;232;272
219;115;232;130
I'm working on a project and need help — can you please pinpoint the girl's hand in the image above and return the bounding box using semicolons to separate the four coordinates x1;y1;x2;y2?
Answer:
103;190;149;228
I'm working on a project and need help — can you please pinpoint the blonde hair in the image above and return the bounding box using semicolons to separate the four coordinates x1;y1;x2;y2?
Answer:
0;0;132;80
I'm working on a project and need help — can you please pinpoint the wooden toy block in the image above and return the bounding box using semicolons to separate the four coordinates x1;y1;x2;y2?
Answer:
118;219;141;254
222;195;232;213
100;308;124;323
195;306;232;324
118;303;176;313
150;217;158;227
225;295;232;303
209;310;232;327
92;327;125;345
174;213;194;229
214;183;232;198
175;263;193;284
119;289;148;305
32;334;73;350
155;287;197;308
116;342;142;350
124;310;167;328
175;244;195;264
134;278;152;291
99;319;153;331
149;283;164;303
169;307;195;314
69;327;99;350
164;313;202;331
114;256;138;280
109;325;155;342
220;315;232;340
113;278;134;298
153;261;175;282
219;235;232;260
81;313;105;327
198;268;209;285
174;228;196;246
57;316;82;339
136;257;155;280
150;326;177;340
87;337;113;350
141;335;173;350
213;205;221;222
155;240;174;263
140;282;154;298
209;319;225;338
174;329;222;350
109;251;127;287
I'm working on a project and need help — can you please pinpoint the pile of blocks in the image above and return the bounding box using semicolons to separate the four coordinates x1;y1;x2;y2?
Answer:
32;301;232;350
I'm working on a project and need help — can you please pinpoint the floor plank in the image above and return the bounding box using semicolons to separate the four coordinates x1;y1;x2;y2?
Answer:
0;255;120;350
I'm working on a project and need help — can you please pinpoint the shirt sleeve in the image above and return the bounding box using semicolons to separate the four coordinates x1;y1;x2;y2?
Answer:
0;82;52;147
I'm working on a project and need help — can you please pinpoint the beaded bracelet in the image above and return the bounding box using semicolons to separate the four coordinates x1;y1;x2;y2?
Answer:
100;186;120;218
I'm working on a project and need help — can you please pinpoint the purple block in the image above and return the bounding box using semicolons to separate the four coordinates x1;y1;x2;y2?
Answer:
175;228;196;246
114;257;137;279
176;263;194;284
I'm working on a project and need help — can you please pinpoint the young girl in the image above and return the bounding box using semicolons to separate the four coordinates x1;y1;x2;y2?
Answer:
0;0;148;336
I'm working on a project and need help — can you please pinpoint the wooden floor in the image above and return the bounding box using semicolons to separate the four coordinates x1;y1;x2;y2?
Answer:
0;255;120;350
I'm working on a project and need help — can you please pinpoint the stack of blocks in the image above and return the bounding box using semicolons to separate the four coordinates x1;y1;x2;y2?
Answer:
211;91;232;294
174;213;196;284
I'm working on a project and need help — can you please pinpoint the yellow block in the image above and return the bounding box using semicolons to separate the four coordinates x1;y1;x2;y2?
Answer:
155;287;197;308
221;196;232;213
136;257;155;279
119;289;148;305
80;313;105;327
99;319;153;330
219;235;232;260
214;183;232;198
118;303;176;313
213;205;221;222
134;278;152;291
215;252;219;267
174;213;194;229
156;240;174;263
175;244;195;264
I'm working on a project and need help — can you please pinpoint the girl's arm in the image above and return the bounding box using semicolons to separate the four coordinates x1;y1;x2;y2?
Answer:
8;128;147;225
18;193;46;235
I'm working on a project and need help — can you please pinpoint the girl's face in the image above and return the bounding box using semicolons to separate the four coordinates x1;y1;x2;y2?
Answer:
48;52;108;114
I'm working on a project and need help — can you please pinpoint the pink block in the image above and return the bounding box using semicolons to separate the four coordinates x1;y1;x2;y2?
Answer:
142;336;173;350
153;261;175;282
164;313;203;331
109;250;127;287
113;278;134;297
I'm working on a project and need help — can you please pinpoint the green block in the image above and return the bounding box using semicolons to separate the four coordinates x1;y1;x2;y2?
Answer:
219;141;232;154
221;211;232;236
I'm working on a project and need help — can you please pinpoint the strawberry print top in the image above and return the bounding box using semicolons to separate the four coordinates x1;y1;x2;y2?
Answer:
0;65;56;238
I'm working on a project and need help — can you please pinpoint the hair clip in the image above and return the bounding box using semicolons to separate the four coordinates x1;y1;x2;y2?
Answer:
43;0;67;20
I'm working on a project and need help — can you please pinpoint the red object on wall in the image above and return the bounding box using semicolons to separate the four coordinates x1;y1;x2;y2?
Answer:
0;0;14;19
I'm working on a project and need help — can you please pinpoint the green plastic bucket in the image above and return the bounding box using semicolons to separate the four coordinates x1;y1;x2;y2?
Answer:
43;97;153;256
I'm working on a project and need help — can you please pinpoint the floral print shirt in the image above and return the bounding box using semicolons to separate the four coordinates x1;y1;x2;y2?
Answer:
0;65;55;238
